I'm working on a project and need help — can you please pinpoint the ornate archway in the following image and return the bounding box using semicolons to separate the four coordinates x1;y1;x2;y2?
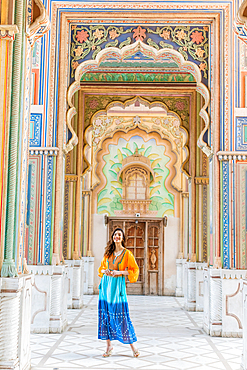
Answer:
66;40;211;157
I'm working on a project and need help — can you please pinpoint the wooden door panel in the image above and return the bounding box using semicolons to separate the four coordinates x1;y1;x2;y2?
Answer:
147;222;161;295
125;222;145;295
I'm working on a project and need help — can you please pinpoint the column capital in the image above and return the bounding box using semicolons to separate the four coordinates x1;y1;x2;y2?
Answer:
0;25;19;41
0;259;18;277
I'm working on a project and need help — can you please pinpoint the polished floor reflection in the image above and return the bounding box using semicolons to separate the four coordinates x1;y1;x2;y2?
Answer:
31;295;242;370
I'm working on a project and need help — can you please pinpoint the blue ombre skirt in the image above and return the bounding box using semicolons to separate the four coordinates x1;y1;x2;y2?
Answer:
98;274;137;344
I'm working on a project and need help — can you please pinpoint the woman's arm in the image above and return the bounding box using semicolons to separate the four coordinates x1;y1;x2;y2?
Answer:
111;270;129;277
101;269;112;276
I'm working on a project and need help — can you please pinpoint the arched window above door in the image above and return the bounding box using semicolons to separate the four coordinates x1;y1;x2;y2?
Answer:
116;149;156;216
125;167;148;200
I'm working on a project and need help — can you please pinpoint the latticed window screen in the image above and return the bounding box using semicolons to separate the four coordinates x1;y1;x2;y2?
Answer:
126;172;146;200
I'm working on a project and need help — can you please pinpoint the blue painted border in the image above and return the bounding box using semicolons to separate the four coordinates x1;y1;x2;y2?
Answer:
235;117;247;150
222;161;230;268
30;113;42;146
44;156;53;264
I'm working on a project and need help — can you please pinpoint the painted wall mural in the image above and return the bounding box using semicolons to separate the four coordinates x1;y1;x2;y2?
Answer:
97;136;174;218
70;24;209;85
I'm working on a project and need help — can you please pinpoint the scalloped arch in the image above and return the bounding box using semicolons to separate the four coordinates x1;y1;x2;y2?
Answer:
66;40;211;156
84;96;189;190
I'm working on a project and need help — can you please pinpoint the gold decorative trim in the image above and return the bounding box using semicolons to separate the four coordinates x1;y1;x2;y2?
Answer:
182;192;189;198
195;177;209;185
65;174;78;182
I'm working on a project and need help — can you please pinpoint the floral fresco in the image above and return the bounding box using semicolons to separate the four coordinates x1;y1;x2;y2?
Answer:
97;136;174;217
70;24;209;84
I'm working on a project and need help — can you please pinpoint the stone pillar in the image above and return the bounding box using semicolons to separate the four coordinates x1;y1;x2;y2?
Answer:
183;261;188;303
176;258;186;296
0;275;34;370
203;267;210;334
29;265;68;333
242;279;247;369
204;268;245;338
82;257;94;294
196;262;207;311
65;259;84;308
185;262;196;311
203;268;222;336
222;270;244;337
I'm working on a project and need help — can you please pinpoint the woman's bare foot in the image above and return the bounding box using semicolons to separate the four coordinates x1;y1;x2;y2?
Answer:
130;343;140;357
102;340;113;358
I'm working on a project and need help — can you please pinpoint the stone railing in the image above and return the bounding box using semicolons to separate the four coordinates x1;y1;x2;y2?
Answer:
65;259;84;309
29;265;68;333
0;275;34;370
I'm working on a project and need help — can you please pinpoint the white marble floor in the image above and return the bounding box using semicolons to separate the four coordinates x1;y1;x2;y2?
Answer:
31;295;243;370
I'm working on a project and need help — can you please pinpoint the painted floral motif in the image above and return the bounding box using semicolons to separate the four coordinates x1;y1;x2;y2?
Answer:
199;62;207;71
76;29;89;43
154;118;161;125
109;29;119;40
94;137;100;144
95;118;103;127
133;25;146;41
88;98;99;109
75;46;84;56
195;48;205;58
72;61;79;70
160;30;170;40
147;26;208;78
190;31;204;44
93;29;104;40
176;29;187;41
175;101;185;111
70;25;209;80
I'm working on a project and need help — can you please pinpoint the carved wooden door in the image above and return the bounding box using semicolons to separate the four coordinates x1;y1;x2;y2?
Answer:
147;221;162;295
125;221;145;295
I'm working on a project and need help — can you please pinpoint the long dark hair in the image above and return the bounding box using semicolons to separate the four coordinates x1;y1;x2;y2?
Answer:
104;228;126;257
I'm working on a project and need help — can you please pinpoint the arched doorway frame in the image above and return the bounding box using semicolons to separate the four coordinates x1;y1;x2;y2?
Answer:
66;40;211;157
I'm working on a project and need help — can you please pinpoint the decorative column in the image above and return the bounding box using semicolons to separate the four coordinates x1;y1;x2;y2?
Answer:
53;13;78;265
0;22;19;272
73;91;83;260
0;0;24;277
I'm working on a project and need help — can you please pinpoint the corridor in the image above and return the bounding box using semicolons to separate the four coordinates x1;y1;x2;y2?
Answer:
31;296;242;370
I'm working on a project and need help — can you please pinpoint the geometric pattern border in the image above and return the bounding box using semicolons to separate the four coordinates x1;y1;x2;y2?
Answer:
236;117;247;151
30;113;42;147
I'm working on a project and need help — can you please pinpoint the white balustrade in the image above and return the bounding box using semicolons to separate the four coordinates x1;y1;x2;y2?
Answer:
0;275;34;370
29;265;68;333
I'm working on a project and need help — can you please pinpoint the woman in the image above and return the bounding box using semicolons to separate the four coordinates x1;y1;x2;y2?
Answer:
98;227;140;358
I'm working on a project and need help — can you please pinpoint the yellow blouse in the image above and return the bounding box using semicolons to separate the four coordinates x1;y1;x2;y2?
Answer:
98;248;139;283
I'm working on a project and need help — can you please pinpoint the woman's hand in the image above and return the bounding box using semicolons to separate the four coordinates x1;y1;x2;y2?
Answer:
105;269;112;276
111;270;120;277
